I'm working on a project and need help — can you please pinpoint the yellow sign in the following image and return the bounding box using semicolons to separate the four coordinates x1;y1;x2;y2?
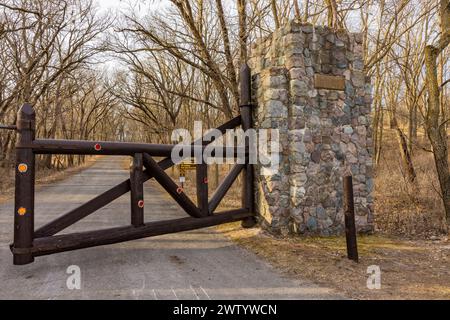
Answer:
179;160;196;178
179;159;197;173
180;163;197;170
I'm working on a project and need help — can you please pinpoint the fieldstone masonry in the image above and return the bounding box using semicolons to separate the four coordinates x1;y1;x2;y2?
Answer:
249;21;374;236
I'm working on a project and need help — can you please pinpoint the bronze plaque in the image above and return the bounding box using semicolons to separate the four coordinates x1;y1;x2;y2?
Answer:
314;74;345;91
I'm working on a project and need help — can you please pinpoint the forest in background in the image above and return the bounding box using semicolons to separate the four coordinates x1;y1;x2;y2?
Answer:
0;0;449;237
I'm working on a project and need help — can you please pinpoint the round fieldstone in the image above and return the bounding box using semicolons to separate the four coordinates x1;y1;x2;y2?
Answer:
311;150;321;163
306;217;318;231
316;206;327;219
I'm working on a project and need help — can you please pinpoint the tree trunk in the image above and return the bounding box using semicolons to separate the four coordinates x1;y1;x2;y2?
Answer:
303;0;309;22
424;0;450;226
293;0;301;21
375;109;384;166
237;0;248;66
408;102;417;156
425;45;450;225
395;124;416;183
325;0;341;29
388;100;416;183
271;0;280;29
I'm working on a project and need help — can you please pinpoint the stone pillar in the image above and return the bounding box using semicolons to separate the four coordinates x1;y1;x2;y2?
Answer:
250;22;374;236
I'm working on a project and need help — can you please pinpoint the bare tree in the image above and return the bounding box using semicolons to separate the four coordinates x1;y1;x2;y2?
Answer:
325;0;342;29
424;0;450;225
0;0;116;169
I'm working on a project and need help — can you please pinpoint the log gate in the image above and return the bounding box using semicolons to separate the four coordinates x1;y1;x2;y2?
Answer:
5;64;257;265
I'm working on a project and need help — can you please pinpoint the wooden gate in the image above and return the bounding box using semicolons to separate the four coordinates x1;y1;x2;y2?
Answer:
7;64;257;265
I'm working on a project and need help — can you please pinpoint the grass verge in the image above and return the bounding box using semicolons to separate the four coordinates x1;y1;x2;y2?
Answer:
217;222;450;300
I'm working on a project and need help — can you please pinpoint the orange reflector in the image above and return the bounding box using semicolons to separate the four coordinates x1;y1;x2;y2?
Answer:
18;163;28;173
17;207;27;216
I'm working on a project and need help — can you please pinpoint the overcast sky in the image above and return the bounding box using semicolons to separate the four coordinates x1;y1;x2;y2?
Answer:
95;0;169;12
96;0;123;10
97;0;119;7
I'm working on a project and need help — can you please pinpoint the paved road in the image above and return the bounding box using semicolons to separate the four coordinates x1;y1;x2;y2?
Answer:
0;157;340;300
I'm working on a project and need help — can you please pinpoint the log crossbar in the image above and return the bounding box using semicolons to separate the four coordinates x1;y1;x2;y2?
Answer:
10;64;256;265
12;210;253;257
23;140;246;157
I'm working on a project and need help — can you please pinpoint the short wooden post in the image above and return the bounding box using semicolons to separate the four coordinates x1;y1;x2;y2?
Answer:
196;163;209;216
343;176;359;262
13;104;36;265
240;63;257;228
130;153;144;227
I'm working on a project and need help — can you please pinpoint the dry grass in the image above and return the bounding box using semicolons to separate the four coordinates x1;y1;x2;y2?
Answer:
374;129;448;237
217;222;450;300
0;156;98;204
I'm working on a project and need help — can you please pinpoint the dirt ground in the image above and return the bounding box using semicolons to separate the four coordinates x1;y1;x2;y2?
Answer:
216;222;450;300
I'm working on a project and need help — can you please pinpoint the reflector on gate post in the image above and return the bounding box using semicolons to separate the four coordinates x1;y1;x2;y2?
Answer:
18;164;28;173
17;207;27;216
94;143;102;151
138;200;144;208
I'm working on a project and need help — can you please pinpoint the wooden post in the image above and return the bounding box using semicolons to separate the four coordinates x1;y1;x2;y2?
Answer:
13;104;36;265
240;63;257;228
343;176;359;262
196;163;209;216
130;153;144;227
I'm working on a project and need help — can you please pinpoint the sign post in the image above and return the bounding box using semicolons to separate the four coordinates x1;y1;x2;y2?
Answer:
178;161;196;190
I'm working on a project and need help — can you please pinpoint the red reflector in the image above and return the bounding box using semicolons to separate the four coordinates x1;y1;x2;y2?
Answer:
138;200;144;208
94;143;102;151
176;187;183;194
